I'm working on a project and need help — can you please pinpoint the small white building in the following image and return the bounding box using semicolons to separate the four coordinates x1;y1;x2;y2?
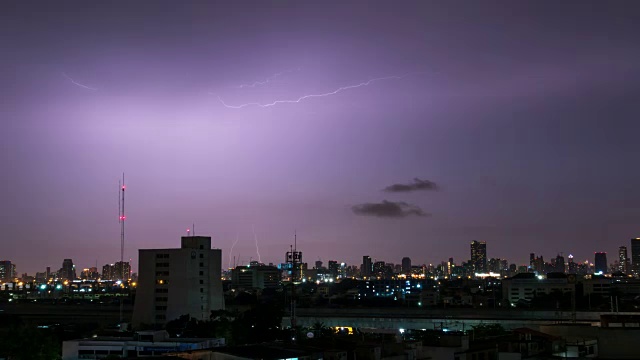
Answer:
62;330;224;359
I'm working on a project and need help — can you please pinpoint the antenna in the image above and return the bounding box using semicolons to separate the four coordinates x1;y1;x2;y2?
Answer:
192;223;195;236
117;173;126;325
119;173;126;279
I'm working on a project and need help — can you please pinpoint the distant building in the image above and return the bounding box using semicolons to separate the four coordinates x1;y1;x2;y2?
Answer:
502;273;574;305
60;259;76;280
102;264;116;280
470;241;487;273
631;238;640;275
594;252;608;275
554;254;565;273
62;330;224;360
0;261;16;282
619;246;630;274
567;254;577;274
327;260;339;279
373;261;387;277
402;257;412;274
361;256;372;277
114;261;131;280
231;264;280;289
132;236;224;326
80;267;100;280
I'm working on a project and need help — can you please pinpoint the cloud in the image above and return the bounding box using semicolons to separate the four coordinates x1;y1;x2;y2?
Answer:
351;200;428;218
383;178;438;192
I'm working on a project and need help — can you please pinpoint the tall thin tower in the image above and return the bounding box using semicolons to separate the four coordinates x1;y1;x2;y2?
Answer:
118;173;126;325
118;173;126;280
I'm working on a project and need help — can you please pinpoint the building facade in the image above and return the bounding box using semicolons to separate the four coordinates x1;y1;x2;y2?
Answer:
361;256;372;277
132;236;224;326
618;246;630;274
60;259;76;280
631;238;640;275
594;252;607;275
470;241;487;274
0;261;16;282
231;264;280;289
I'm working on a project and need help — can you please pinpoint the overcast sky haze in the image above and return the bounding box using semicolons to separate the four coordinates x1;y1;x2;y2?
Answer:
2;1;640;274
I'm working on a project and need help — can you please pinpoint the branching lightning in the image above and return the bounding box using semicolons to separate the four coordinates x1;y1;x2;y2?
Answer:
62;72;98;91
252;224;262;263
218;74;410;109
229;233;240;269
235;67;301;89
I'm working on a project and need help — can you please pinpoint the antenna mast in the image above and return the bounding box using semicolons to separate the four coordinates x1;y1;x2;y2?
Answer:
119;173;126;279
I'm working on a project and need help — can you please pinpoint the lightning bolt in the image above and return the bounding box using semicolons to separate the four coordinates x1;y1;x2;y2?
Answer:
62;72;98;91
218;74;410;109
252;224;262;263
234;67;301;89
229;233;240;269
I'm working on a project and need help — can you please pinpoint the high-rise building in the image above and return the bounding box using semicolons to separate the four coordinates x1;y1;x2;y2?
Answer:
470;241;487;273
631;238;640;275
619;246;630;274
231;264;280;289
60;259;76;280
132;236;224;326
102;264;116;280
594;252;608;275
401;257;411;274
529;253;535;270
567;254;577;274
361;256;372;277
0;261;16;282
554;254;565;273
373;261;386;277
327;260;339;279
115;261;131;280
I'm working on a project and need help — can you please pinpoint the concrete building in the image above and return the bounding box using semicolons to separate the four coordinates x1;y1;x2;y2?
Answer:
62;330;224;359
502;273;574;305
0;261;16;282
470;241;487;273
402;257;412;274
594;252;608;274
619;246;631;274
361;256;372;277
60;259;76;280
132;236;224;327
632;238;640;275
231;263;280;289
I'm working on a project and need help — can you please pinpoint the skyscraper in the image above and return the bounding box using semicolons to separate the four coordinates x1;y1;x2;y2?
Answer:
529;253;535;271
132;236;224;326
327;260;339;279
554;254;565;273
567;254;577;274
361;256;372;277
594;252;607;275
401;257;411;274
60;259;76;280
631;238;640;275
470;241;487;273
619;246;630;274
0;261;16;282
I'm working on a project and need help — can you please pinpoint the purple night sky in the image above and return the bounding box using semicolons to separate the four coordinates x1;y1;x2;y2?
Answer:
2;1;640;274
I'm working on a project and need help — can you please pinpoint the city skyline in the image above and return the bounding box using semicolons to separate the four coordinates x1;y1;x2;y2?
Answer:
2;1;640;274
6;237;638;278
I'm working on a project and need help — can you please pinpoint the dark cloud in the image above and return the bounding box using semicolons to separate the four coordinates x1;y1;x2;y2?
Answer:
383;178;438;192
351;200;428;218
